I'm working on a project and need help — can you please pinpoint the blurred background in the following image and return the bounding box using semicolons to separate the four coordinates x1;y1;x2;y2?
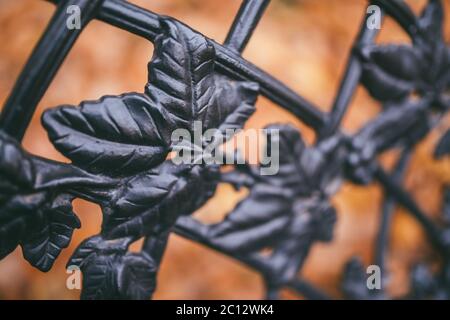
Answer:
0;0;449;299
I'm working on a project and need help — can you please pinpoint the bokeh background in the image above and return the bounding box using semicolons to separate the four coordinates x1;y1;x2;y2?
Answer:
0;0;449;299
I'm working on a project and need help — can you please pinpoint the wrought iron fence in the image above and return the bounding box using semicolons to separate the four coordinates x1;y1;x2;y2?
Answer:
0;0;449;299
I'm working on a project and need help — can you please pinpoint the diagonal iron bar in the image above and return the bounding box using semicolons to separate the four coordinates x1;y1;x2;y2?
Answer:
0;0;104;141
320;5;382;139
224;0;271;53
173;217;332;300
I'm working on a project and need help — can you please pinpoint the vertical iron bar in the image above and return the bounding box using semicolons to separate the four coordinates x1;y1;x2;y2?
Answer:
375;166;445;252
0;0;103;141
374;149;411;273
224;0;271;53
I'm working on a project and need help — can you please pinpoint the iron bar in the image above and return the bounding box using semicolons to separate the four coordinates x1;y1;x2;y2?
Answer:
173;217;332;300
320;6;382;139
287;279;332;300
224;0;271;53
374;148;412;270
0;0;104;141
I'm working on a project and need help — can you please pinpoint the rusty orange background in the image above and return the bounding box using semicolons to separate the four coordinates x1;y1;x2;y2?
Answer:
0;0;449;299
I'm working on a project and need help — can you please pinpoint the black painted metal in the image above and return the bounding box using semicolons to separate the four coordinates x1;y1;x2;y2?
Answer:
0;0;103;140
0;0;449;300
320;4;381;139
224;0;270;53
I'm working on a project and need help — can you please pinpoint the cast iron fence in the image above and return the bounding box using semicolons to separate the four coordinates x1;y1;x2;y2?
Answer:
0;0;449;299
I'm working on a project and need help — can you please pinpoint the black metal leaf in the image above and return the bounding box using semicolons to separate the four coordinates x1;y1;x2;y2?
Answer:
198;125;306;254
346;98;430;184
42;18;258;176
42;94;169;176
67;235;131;268
359;0;449;104
104;161;220;239
268;203;337;285
147;19;259;132
341;258;370;299
0;192;46;260
0;131;117;271
214;77;258;135
37;16;259;296
68;236;156;300
1;0;448;301
80;253;118;300
444;187;450;224
409;264;438;299
176;124;341;287
186;125;341;279
21;193;80;271
100;166;179;235
204;183;293;254
117;253;157;300
416;0;449;98
0;192;80;271
0;131;35;199
359;45;421;102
